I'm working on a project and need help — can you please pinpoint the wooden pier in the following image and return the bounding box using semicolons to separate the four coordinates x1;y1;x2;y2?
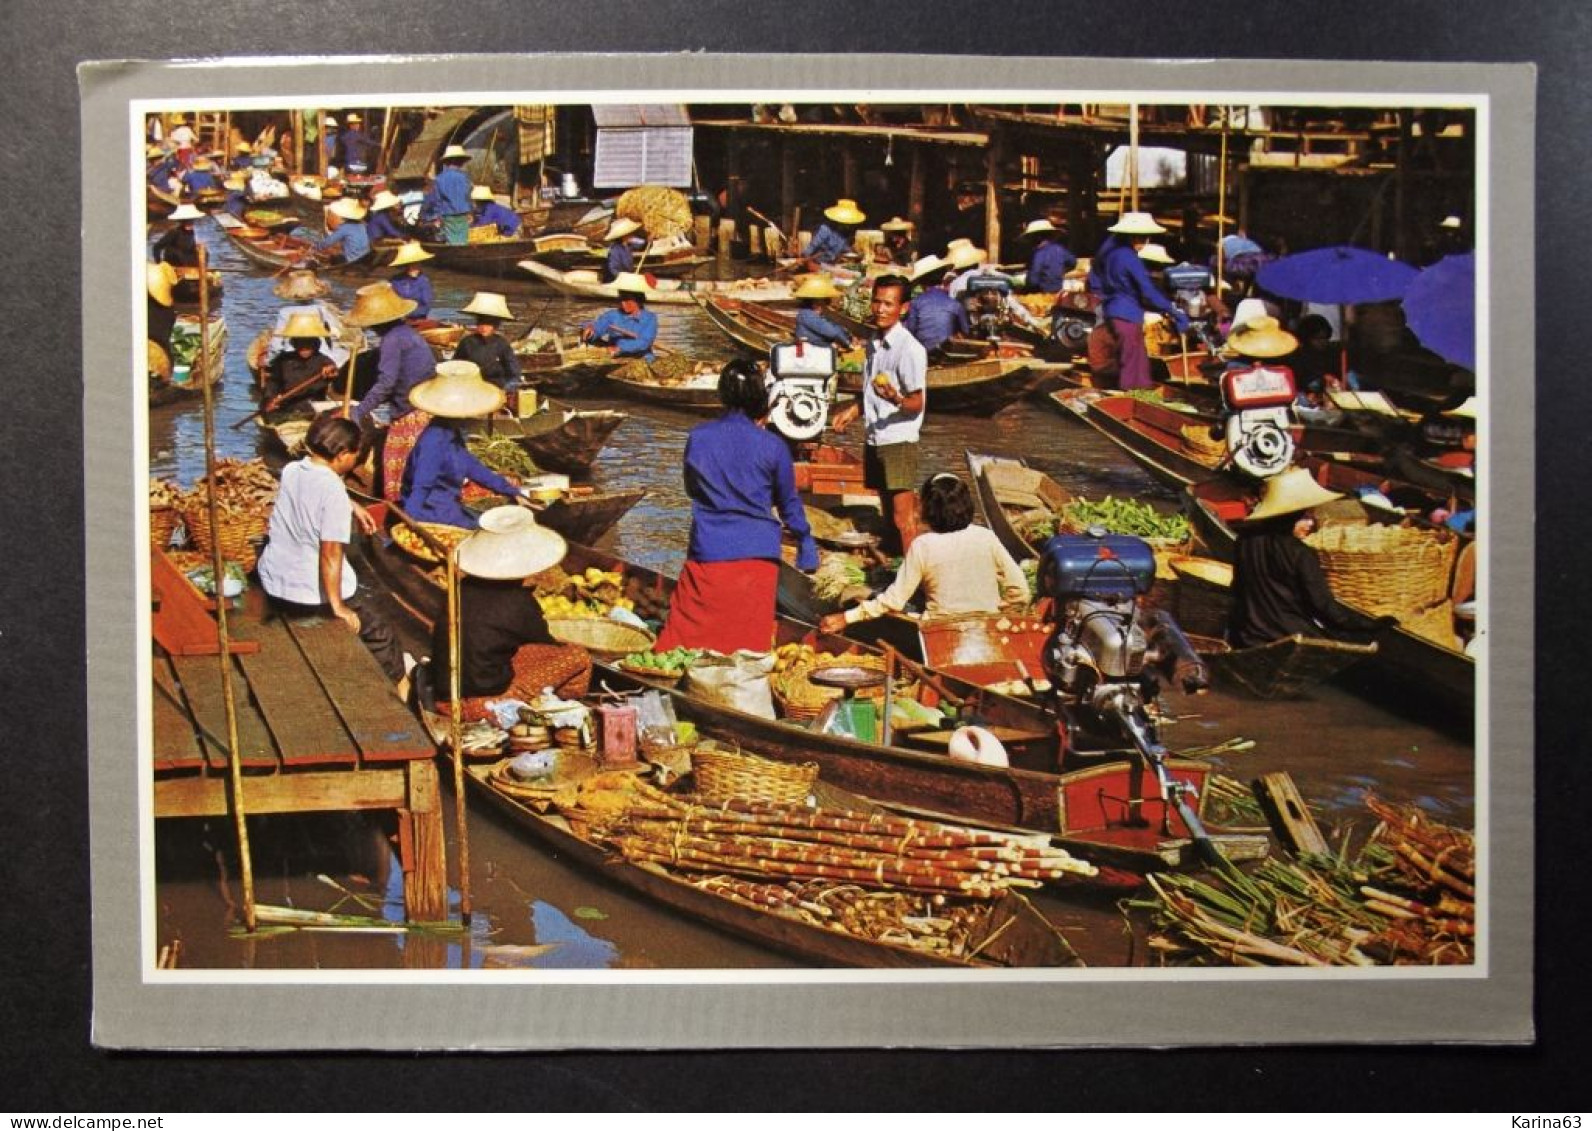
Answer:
150;550;448;921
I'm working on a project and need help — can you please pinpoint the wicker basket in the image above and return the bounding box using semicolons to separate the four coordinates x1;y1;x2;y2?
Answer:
1168;555;1236;639
547;616;655;659
181;507;269;572
692;743;817;805
1306;523;1458;615
1401;600;1463;651
150;506;183;551
771;655;889;722
1179;424;1227;468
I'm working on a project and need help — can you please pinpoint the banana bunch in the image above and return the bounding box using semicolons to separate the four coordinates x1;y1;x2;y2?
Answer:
772;641;820;674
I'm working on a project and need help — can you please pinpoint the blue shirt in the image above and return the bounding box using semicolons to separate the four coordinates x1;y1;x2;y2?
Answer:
222;189;248;219
1025;239;1077;294
181;167;221;194
338;128;377;170
366;209;407;242
354;322;434;423
148;157;178;188
794;306;853;348
902;286;970;352
428;167;473;217
1088;235;1179;324
804;221;851;264
400;424;522;528
603;241;635;282
317;220;371;264
471;200;522;237
682;411;818;570
585;307;658;360
390;271;434;320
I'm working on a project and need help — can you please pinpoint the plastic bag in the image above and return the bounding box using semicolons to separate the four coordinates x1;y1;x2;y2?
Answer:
634;690;679;750
684;651;777;720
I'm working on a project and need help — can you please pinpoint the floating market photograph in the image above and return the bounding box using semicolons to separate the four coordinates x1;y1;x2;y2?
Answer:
123;71;1500;998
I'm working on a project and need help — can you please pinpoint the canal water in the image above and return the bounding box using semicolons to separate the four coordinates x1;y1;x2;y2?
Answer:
148;217;1476;970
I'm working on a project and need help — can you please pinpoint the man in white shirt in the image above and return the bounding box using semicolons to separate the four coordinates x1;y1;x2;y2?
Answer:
829;275;928;554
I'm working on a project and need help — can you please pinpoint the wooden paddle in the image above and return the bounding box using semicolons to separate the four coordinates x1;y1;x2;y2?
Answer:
230;365;338;428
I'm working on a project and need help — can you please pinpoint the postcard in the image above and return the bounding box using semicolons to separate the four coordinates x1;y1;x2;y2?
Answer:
83;53;1534;1049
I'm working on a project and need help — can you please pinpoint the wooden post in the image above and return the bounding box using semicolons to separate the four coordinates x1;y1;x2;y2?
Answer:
780;139;797;243
378;106;397;177
446;551;473;922
195;244;258;933
340;334;361;420
984;136;1002;264
402;758;448;921
1128;103;1140;213
908;143;926;234
1216;116;1229;292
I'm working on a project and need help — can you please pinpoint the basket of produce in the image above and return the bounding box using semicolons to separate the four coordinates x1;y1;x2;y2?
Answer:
546;616;655;659
613;185;693;242
390;521;471;564
1305;522;1458;615
691;742;817;806
466;432;541;480
178;459;280;572
181;507;268;572
616;646;703;685
770;646;893;722
1179;423;1227;467
1396;599;1463;651
1059;495;1193;579
149;478;186;549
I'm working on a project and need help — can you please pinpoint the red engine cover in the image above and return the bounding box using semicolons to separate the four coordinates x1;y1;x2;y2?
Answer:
1221;363;1297;410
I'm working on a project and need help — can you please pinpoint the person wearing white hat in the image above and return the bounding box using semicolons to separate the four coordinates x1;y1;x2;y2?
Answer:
424;144;474;245
600;217;644;282
178;154;224;200
580;273;658;361
220;172;249;219
345;280;432;499
1227;466;1393;649
468;183;522;238
400;361;529;529
387;240;436;320
1087;211;1188;390
257;413;404;682
315;197;372;265
1020;218;1077;296
452;292;523;390
791;274;854;349
167;116;197;167
426;506;591;715
901;255;969;354
262;311;340;407
803;197;866;270
320;115;340;169
152;203;204;269
364;189;410;243
336;113;377;175
872;217;915;268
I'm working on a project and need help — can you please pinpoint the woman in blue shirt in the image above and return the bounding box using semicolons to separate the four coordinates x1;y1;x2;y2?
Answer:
654;359;819;654
601;217;641;282
365;190;410;244
791;273;855;349
400;361;529;528
1086;212;1188;390
580;274;658;360
387;240;435;320
469;185;523;237
426;146;475;245
803;197;864;270
316;198;372;265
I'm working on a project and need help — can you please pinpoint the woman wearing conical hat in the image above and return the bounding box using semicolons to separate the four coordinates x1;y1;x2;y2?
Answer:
451;292;523;390
600;217;643;283
365;189;411;244
399;361;530;529
146;261;179;356
1227;467;1392;649
315;198;372;266
151;203;203;269
469;184;523;238
1086;211;1190;390
791;274;854;349
261;310;339;407
803;197;865;270
346;280;432;501
387;240;435;320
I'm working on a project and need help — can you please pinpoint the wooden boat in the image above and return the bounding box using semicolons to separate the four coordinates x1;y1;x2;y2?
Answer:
518;257;796;305
459;756;1081;969
360;531;1261;873
512;334;624;396
697;295;1067;415
215;214;370;274
1165;553;1472;712
424;236;549;278
520;242;714;278
465;403;628;476
170;266;225;307
241;207;301;233
965;451;1074;564
599;362;725;413
150;312;227;407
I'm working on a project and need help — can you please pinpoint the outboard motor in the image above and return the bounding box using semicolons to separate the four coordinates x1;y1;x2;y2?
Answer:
766;341;838;443
1164;262;1222;355
964;273;1014;342
1219;361;1298;479
1047;285;1098;357
1037;527;1213;839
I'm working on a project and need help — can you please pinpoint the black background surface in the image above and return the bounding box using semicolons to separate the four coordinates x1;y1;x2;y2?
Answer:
4;0;1585;1111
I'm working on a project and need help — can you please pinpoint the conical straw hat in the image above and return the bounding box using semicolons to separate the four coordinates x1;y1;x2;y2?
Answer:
1138;242;1174;265
1021;218;1060;239
328;198;367;222
1226;316;1299;359
793;274;841;301
880;216;913;233
1242;467;1344;523
945;239;987;269
823;198;866;224
440;144;470;162
470;184;495;202
611;271;650;297
281;310;333;339
388;240;434;268
273;270;331;300
408;359;506;419
461;292;513;321
909;253;952;283
1108;211;1166;235
345;281;419;327
604;217;641;242
456;506;568;579
168;203;204;222
146;261;178;306
369;190;402;211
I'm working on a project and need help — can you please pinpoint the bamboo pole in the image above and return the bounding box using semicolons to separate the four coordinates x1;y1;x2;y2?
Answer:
340;333;362;419
446;550;473;922
378;106;396;177
195;244;258;933
1128;103;1140;213
1216;114;1229;294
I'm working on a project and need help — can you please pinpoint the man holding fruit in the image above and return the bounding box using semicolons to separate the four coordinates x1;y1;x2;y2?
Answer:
829;275;928;555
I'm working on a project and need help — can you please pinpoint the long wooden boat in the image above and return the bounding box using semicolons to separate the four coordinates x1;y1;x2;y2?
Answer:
147;179;181;220
170;266;225;308
360;529;1260;873
457;756;1081;969
598;364;724;413
518;257;796;305
512;335;625;396
465;403;628;476
520;244;714;278
965;451;1074;564
150;312;227;407
697;295;1065;415
1165;553;1472;712
215;214;370;274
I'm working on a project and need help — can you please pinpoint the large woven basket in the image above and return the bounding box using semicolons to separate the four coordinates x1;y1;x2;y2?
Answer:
181;507;269;572
547;616;655;659
150;506;183;551
771;655;890;722
1400;599;1463;651
1168;555;1235;639
692;743;817;805
1179;424;1227;468
1306;523;1458;615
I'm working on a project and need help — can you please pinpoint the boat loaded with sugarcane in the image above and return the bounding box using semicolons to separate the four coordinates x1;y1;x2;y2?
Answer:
359;522;1267;873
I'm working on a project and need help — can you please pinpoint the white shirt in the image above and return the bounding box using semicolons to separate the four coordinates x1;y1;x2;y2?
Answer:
256;458;357;605
845;525;1029;623
862;321;928;447
168;124;197;149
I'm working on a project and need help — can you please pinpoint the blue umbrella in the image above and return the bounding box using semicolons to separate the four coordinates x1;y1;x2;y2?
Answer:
1401;252;1476;370
1255;245;1419;304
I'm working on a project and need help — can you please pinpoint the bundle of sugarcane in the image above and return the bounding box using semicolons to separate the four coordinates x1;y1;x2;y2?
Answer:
611;795;1096;897
614;185;692;242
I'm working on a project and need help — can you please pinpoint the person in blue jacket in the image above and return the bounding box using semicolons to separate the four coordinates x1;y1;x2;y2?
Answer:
803;197;864;269
791;273;854;348
180;156;223;200
901;255;969;354
365;190;410;243
400;361;531;528
1086;211;1188;390
1020;218;1077;295
425;145;475;245
469;184;522;237
580;274;658;360
336;113;378;175
220;173;249;219
601;217;642;282
316;198;372;265
387;241;435;320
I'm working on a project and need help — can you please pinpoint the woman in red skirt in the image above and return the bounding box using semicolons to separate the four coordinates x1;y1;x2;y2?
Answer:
654;359;819;655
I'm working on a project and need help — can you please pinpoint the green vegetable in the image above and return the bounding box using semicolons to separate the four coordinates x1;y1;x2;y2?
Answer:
1062;495;1190;542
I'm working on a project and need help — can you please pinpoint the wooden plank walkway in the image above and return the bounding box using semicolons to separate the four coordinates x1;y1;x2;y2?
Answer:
152;573;448;920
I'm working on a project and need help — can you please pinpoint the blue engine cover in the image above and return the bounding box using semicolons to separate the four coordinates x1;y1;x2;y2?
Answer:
1039;531;1158;601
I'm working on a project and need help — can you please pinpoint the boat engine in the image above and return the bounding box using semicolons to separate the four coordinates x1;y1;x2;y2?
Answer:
766;341;838;443
1164;262;1222;355
1037;529;1208;757
1219;361;1299;479
1046;284;1098;357
1037;528;1214;839
963;273;1014;343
